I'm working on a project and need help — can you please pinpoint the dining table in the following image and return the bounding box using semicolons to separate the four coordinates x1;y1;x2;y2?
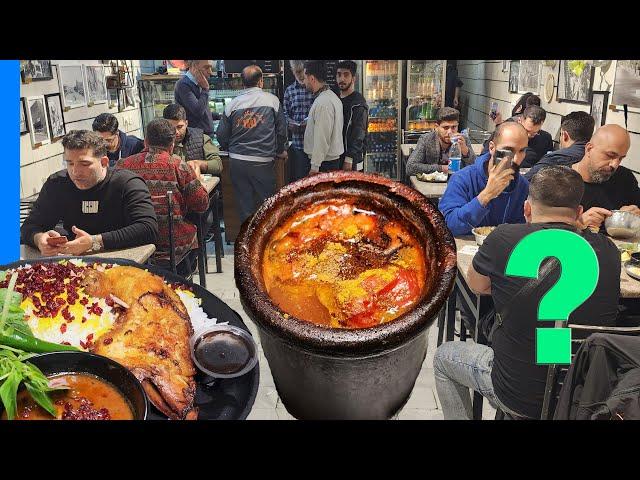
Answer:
19;243;156;264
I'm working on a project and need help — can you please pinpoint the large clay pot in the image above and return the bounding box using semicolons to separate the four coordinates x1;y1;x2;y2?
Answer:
235;171;456;419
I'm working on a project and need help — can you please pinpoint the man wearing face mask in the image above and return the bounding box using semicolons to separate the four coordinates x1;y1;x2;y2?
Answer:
20;130;158;256
336;60;368;171
406;107;475;176
571;124;640;231
439;122;530;236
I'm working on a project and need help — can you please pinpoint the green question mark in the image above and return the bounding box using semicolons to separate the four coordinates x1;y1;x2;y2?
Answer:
504;229;600;364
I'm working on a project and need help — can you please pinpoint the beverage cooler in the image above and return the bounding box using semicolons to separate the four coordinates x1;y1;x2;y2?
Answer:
363;60;403;180
404;60;446;142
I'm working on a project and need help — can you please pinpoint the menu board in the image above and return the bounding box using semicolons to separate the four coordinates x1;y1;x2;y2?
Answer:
223;60;281;74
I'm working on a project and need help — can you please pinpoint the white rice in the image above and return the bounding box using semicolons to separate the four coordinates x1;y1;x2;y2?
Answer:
175;289;228;333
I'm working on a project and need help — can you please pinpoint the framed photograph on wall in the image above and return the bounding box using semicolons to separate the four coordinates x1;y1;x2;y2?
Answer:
509;61;520;93
20;98;28;135
21;60;53;82
612;60;640;109
557;60;594;104
84;65;108;104
590;91;609;127
45;93;66;140
518;60;541;94
58;64;87;109
26;95;51;147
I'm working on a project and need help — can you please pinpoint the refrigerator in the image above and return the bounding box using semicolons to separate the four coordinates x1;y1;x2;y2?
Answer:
362;60;403;180
404;60;446;142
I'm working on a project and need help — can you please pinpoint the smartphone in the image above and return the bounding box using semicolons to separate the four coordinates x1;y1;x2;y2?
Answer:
494;149;514;167
490;102;498;120
46;236;68;246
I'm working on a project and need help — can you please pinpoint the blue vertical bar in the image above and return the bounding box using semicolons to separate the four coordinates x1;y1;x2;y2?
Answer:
0;60;20;264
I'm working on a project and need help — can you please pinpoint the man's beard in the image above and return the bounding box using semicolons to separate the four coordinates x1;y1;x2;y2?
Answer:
590;166;614;183
338;81;352;91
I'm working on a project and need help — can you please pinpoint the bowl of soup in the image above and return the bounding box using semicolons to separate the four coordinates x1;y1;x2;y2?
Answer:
1;352;148;420
235;171;456;419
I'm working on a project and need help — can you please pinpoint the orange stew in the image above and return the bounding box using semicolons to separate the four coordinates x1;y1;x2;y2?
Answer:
262;199;426;328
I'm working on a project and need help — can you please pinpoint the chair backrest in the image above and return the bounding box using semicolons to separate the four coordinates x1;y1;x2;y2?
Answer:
540;322;640;420
151;191;177;274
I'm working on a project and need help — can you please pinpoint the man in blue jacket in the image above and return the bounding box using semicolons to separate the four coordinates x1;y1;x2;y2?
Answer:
174;60;215;136
92;113;144;168
439;122;530;236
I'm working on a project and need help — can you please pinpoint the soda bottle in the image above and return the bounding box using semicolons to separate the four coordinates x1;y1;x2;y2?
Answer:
448;137;462;174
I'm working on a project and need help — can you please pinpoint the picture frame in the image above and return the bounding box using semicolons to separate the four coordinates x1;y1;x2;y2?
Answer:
25;95;51;147
20;98;28;135
21;60;53;82
590;91;609;127
84;65;108;105
45;93;66;140
612;60;640;109
518;60;541;95
58;64;87;109
509;61;520;93
557;60;594;104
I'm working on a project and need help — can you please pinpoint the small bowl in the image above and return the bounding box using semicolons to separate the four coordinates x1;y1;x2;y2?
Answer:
472;227;495;246
190;325;258;379
605;210;640;239
22;351;148;420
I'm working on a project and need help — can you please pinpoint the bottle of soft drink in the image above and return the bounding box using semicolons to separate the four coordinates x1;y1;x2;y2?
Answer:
448;137;462;174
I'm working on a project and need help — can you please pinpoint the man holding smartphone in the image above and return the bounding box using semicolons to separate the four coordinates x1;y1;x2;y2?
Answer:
174;60;216;136
439;122;530;236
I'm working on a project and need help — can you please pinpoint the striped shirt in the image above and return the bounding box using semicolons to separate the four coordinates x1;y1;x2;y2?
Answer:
283;81;315;149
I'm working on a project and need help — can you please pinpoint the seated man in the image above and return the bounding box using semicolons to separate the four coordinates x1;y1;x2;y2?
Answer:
21;130;158;255
485;104;552;168
162;103;223;178
439;122;529;236
406;107;475;176
92;113;144;168
525;111;595;180
571;124;640;232
116;119;209;274
434;165;621;420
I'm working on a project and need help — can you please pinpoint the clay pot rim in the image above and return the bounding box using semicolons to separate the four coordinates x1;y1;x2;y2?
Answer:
235;171;457;355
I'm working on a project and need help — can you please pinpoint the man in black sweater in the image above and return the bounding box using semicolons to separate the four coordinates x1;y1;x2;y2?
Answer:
525;111;595;180
21;130;158;256
571;124;640;232
336;60;368;171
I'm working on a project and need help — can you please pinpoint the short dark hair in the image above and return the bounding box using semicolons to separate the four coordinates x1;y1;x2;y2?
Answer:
62;130;108;157
522;105;547;125
92;113;119;135
304;60;327;83
511;92;541;116
528;165;584;210
561;111;595;143
163;103;187;121
436;107;460;124
242;65;263;88
145;118;176;150
337;60;357;76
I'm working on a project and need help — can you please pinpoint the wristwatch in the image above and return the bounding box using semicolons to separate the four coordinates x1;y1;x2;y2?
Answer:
90;235;102;252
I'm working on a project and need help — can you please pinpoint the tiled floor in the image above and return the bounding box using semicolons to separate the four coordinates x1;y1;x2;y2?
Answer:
195;241;496;420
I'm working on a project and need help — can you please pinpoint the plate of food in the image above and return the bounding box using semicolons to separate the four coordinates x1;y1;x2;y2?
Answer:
0;258;259;421
472;226;496;246
618;242;640;263
624;261;640;281
416;171;448;183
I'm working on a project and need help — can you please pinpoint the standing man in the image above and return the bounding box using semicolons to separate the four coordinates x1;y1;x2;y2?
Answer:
303;60;344;173
444;60;463;109
174;60;215;136
216;65;287;223
336;60;368;171
162;103;223;178
284;60;315;181
92;113;144;168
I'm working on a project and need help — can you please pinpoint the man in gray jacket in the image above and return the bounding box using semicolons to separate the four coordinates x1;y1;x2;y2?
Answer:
303;60;344;173
216;65;287;223
406;107;475;178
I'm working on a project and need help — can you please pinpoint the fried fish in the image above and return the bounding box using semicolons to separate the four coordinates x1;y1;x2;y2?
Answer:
84;266;197;420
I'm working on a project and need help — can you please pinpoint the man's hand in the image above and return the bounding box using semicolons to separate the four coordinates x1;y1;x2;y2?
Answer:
276;151;288;160
342;157;353;171
453;97;459;109
439;164;449;174
620;205;640;216
61;226;93;256
477;158;515;207
193;66;210;90
187;160;204;179
34;230;66;256
451;133;469;156
580;207;613;230
491;112;504;125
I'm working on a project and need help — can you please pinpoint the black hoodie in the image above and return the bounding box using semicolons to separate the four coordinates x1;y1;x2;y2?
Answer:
340;90;369;165
524;141;587;180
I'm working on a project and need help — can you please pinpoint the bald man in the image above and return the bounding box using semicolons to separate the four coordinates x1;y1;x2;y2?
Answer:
570;124;640;232
439;122;530;236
